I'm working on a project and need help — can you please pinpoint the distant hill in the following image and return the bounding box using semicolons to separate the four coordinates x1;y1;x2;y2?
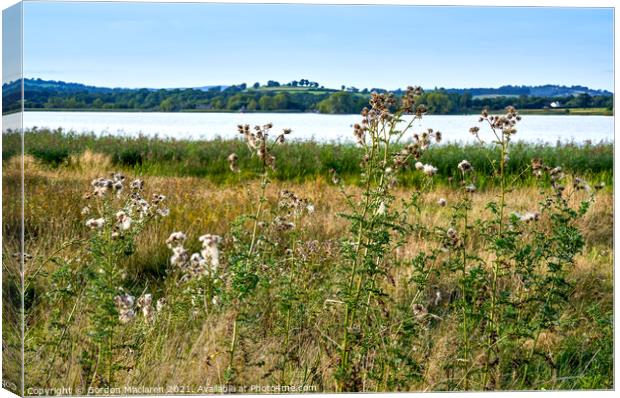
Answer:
443;84;612;97
2;78;613;115
6;79;613;97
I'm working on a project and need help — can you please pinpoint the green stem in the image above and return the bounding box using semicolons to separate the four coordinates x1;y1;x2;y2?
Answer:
248;172;268;255
485;135;507;390
227;317;238;380
461;205;470;390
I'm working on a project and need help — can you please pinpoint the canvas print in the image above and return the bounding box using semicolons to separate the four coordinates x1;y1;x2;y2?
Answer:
1;1;614;395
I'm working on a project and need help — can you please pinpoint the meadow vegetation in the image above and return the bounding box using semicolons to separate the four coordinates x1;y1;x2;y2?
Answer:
2;88;613;392
2;129;613;187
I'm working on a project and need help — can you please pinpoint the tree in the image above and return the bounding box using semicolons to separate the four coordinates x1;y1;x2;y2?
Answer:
160;98;174;112
425;92;453;114
459;92;472;111
573;93;593;108
258;95;275;110
317;92;365;114
272;92;290;109
247;99;258;111
253;82;260;89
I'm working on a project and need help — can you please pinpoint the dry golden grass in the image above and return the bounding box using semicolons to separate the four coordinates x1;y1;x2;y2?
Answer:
2;158;613;392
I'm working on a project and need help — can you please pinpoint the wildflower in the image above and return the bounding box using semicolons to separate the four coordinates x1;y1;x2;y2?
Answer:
531;158;544;171
156;298;166;312
116;210;132;231
170;246;189;267
465;184;477;193
81;206;91;215
130;179;144;190
437;198;447;207
166;231;187;248
549;166;562;176
228;153;240;173
422;164;438;176
446;228;460;247
274;217;295;231
118;309;136;324
353;123;365;145
114;293;136;324
266;154;276;170
85;218;105;229
198;234;222;270
520;211;540;223
306;203;315;214
189;252;207;272
416;104;427;116
90;178;113;196
135;199;150;216
414;161;424;171
573;177;592;193
152;194;166;204
157;207;170;217
137;293;154;322
549;167;565;182
91;177;113;188
457;160;472;173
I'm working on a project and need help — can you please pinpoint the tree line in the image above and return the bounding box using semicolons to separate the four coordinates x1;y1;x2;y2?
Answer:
5;78;614;115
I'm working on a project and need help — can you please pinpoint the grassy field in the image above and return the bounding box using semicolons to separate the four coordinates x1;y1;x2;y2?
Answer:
519;107;613;116
2;159;613;392
250;86;335;95
1;104;614;393
2;129;613;188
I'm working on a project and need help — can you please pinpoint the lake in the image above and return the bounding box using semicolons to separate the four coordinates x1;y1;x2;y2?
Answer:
3;111;614;144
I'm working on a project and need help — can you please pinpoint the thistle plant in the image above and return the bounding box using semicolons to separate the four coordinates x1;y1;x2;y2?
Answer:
463;108;593;390
332;87;442;390
164;231;223;317
223;123;293;383
79;174;168;387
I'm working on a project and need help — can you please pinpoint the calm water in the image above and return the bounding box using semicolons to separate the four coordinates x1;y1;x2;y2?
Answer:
3;111;614;143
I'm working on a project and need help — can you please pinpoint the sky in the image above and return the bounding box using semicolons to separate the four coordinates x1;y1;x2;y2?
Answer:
13;2;615;90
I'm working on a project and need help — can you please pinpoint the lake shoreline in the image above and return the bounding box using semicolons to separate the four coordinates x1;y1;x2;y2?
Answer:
12;108;614;116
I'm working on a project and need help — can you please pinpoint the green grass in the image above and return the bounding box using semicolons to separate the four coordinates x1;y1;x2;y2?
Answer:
519;108;612;116
2;128;613;188
248;86;335;96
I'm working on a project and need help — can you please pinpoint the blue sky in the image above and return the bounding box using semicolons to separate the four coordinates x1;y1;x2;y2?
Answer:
19;2;614;90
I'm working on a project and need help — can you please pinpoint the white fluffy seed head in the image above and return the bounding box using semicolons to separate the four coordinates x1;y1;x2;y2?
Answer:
422;164;438;176
166;231;187;248
85;218;105;229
